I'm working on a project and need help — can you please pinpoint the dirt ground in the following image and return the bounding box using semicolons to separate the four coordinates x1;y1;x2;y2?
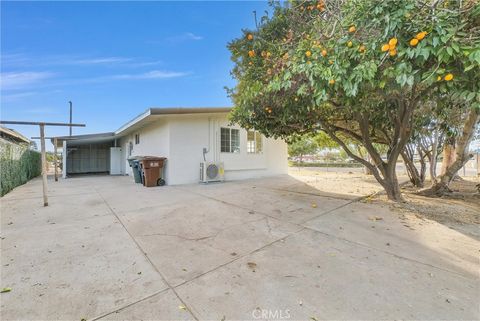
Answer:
290;167;479;238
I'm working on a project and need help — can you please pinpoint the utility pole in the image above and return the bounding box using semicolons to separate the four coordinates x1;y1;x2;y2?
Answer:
1;120;85;207
69;101;73;136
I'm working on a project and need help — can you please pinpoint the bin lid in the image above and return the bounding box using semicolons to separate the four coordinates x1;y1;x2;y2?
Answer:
141;156;167;161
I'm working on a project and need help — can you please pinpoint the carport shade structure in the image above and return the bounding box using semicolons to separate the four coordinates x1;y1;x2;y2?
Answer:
0;120;85;207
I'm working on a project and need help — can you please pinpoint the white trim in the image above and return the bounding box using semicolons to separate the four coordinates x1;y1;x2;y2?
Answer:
114;109;151;136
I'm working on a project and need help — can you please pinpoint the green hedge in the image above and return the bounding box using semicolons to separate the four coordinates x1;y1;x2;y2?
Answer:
289;161;364;168
0;140;41;196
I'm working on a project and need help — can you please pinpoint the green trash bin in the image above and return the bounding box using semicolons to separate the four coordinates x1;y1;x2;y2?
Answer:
127;156;142;183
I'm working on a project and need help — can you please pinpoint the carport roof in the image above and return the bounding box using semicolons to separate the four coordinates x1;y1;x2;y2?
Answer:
51;107;232;147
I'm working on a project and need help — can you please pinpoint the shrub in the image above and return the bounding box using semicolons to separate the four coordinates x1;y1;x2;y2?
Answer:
0;140;41;196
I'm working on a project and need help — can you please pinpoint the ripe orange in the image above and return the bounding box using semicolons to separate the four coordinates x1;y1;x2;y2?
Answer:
410;38;419;46
349;26;356;33
444;73;454;81
381;44;390;52
247;34;253;41
415;31;427;40
321;49;327;57
305;50;312;57
248;50;255;57
329;79;335;85
389;49;397;56
359;45;366;52
388;38;397;47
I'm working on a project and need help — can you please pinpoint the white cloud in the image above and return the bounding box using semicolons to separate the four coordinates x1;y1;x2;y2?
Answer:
164;32;204;43
68;57;133;65
109;70;189;80
184;32;204;41
1;71;55;90
1;91;37;102
1;53;161;68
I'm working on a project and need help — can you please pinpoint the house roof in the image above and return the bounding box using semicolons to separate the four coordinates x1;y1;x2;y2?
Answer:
0;126;31;144
115;107;232;136
52;107;232;147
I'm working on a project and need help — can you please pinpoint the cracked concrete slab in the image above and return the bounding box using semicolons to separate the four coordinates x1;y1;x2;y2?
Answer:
93;290;194;321
303;201;479;279
1;174;478;320
176;229;478;320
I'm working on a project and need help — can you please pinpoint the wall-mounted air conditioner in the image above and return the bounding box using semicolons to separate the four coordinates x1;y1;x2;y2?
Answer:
200;162;224;183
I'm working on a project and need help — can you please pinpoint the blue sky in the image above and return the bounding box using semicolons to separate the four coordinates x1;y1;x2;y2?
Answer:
1;1;269;144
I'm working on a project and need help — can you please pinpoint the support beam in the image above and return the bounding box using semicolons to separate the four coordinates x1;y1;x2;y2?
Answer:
2;119;86;206
39;124;48;207
63;140;67;179
54;137;58;182
0;120;85;127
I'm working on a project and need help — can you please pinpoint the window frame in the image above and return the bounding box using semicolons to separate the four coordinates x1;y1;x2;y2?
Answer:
134;134;140;145
220;127;240;153
247;130;263;154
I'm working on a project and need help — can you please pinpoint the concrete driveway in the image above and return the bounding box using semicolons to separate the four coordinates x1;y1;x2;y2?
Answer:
1;175;478;320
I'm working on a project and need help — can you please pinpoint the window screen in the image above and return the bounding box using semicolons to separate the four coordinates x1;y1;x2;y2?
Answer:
247;130;263;154
221;127;240;153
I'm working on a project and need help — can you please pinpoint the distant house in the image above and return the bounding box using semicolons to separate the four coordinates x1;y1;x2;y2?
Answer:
0;126;32;145
53;107;288;185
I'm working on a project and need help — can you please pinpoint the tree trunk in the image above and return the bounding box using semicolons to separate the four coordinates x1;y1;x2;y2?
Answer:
401;150;424;188
440;137;456;175
429;127;439;182
379;162;404;201
364;154;373;175
423;108;480;196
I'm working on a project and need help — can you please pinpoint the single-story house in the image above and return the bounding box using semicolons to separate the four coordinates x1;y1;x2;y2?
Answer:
1;126;32;145
53;107;288;185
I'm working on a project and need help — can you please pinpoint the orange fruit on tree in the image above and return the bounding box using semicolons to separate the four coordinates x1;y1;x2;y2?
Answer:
444;73;454;81
347;41;353;47
389;49;397;56
359;45;366;52
305;50;312;57
437;76;442;81
349;26;356;33
388;38;397;47
248;50;255;57
410;38;419;46
415;31;427;40
381;44;390;52
247;34;253;41
321;49;327;57
329;79;335;85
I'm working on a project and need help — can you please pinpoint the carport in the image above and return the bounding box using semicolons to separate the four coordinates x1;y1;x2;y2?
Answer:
53;132;122;177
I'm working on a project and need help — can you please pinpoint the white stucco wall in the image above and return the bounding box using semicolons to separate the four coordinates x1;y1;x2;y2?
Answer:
119;120;170;182
118;113;287;185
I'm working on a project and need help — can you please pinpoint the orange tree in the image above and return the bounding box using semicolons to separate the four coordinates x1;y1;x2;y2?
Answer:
227;0;480;201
